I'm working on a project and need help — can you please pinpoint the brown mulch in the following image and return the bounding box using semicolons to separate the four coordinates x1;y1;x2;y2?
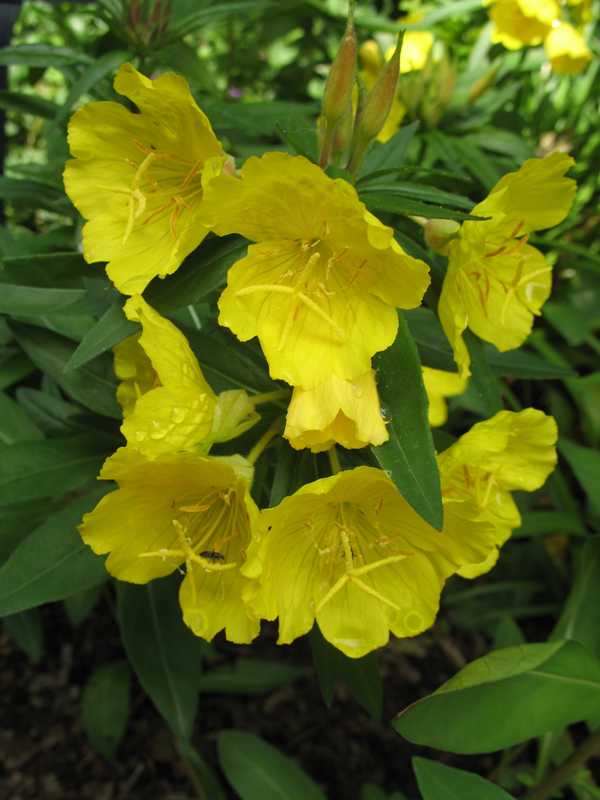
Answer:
1;597;492;800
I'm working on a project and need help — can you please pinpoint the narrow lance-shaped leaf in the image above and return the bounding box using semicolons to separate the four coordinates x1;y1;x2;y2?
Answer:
117;575;206;741
310;625;382;720
0;489;109;616
372;312;443;530
218;730;326;800
552;537;600;659
81;661;131;759
65;302;137;372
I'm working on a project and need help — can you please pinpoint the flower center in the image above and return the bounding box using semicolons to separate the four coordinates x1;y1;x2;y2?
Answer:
312;501;409;614
122;140;205;244
138;488;247;576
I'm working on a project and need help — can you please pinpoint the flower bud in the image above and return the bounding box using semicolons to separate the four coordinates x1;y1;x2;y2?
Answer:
347;33;403;173
322;4;357;125
412;216;460;255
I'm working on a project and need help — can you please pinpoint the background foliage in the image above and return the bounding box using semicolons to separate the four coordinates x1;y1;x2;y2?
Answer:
1;0;600;798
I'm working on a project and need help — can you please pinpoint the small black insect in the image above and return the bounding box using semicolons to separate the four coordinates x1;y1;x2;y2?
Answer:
199;550;225;562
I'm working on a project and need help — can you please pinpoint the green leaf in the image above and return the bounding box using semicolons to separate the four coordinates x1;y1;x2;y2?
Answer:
178;740;227;800
394;641;600;753
515;510;586;538
0;392;43;446
465;332;503;417
405;309;573;379
559;439;600;516
0;284;86;316
0;436;107;505
310;625;382;719
0;251;88;288
54;50;132;126
218;731;326;800
0;352;35;391
198;658;304;695
0;44;93;67
552;537;600;659
3;608;44;663
360;183;473;211
361;190;480;222
65;302;137;371
146;237;247;312
372;313;443;530
168;1;278;37
81;661;131;759
187;328;277;394
413;758;516;800
0;90;60;118
0;490;109;616
64;585;103;626
117;576;206;740
359;121;420;177
12;323;121;419
201;99;315;138
0;178;69;213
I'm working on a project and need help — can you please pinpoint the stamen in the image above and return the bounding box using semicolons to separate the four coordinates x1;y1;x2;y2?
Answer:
315;574;349;614
350;576;403;611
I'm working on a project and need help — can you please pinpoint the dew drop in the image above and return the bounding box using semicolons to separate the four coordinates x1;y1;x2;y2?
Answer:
135;431;147;442
171;407;186;423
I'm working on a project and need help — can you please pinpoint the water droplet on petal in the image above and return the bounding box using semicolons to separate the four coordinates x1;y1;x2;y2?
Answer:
171;407;186;423
135;431;147;441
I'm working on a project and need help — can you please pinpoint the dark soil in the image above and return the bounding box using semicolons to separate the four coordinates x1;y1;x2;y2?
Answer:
1;596;496;800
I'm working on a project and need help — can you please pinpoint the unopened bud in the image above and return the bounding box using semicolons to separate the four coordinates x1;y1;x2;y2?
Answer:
331;98;354;163
347;32;403;174
356;33;402;140
322;3;357;125
417;217;460;255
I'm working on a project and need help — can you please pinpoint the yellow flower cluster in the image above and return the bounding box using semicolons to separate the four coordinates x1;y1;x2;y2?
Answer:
66;64;566;656
487;0;592;74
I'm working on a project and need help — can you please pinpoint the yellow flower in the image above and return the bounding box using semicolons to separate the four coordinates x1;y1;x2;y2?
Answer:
488;0;560;49
283;370;388;452
63;63;226;295
544;22;592;74
244;409;557;657
80;447;260;643
114;334;156;418
422;367;467;427
201;152;430;388
439;153;576;376
118;295;258;457
440;408;557;577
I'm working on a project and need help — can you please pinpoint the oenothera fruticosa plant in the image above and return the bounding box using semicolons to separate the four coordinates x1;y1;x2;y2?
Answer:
61;16;574;660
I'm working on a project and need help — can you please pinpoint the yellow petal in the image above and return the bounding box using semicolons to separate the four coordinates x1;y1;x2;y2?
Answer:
450;234;552;352
246;466;486;658
438;256;471;378
123;295;213;394
545;21;592;75
113;334;156;418
218;240;400;387
284;370;388;451
489;0;559;48
422;367;468;427
64;63;224;294
121;385;215;458
80;447;260;642
441;408;558;492
473;152;576;234
203;151;430;332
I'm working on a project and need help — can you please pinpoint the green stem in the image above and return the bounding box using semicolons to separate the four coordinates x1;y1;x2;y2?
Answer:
328;445;341;474
247;418;282;465
251;389;290;407
526;726;600;800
